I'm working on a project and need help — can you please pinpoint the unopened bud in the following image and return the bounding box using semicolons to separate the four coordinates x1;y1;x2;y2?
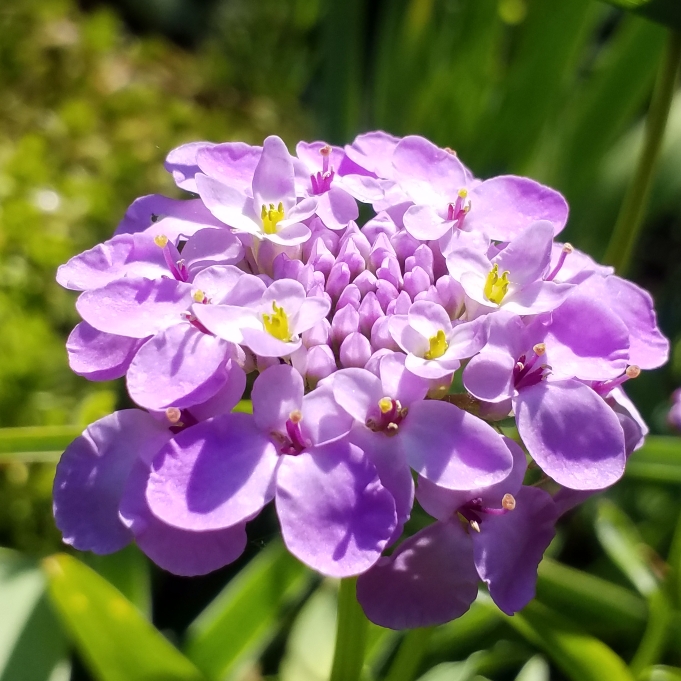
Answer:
533;343;546;356
165;407;182;424
502;493;516;511
626;365;641;379
154;234;169;248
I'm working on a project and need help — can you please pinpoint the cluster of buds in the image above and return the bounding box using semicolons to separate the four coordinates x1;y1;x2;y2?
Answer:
54;132;668;628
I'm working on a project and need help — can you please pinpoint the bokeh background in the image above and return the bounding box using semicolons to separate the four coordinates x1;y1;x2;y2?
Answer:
1;0;681;680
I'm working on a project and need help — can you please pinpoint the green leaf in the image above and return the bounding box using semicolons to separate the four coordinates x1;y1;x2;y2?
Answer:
625;436;681;484
496;600;635;681
515;656;550;681
43;553;204;681
0;425;81;463
535;558;646;636
184;540;313;681
601;0;681;31
594;499;660;597
0;548;69;681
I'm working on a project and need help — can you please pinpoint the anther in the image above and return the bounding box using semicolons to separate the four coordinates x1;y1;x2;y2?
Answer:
502;493;516;511
386;422;399;435
165;407;182;424
626;365;641;379
192;289;206;303
469;520;481;533
458;188;468;199
378;397;393;414
533;343;546;356
289;409;303;424
444;147;457;156
154;234;169;248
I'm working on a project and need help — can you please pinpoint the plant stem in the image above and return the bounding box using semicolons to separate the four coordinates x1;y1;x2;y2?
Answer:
603;29;681;275
383;628;433;681
329;578;368;681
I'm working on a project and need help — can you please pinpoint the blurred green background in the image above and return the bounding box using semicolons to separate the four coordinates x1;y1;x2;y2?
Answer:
1;0;681;679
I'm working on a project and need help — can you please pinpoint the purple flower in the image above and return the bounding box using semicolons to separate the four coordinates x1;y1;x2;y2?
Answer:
356;438;558;628
146;364;397;577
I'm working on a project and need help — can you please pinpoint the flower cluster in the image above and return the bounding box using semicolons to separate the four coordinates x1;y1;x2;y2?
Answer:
54;132;668;628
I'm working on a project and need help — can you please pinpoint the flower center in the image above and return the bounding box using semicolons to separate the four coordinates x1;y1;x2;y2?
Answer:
262;302;291;341
261;202;285;234
513;343;550;390
310;145;335;195
424;329;449;360
365;397;408;436
272;410;310;455
446;188;470;224
458;493;516;532
484;263;510;305
154;233;188;282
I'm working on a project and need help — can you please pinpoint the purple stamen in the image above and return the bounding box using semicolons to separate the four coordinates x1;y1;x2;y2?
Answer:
545;243;574;282
592;366;640;397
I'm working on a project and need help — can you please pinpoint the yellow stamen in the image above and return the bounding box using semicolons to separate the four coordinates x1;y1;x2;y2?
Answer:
458;188;468;199
262;302;291;341
261;202;285;235
424;329;449;360
533;343;546;356
378;397;393;414
289;409;303;423
192;289;206;303
154;234;169;248
484;264;510;305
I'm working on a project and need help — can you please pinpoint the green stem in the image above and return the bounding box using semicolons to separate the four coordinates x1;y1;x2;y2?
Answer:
329;578;369;681
603;29;681;275
383;628;433;681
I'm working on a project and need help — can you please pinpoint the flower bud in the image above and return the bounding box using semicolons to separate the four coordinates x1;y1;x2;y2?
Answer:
340;332;372;368
358;292;384;336
331;304;360;345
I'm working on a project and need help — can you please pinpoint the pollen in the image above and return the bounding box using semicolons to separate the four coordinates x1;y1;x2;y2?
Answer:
378;397;393;414
262;302;291;342
533;343;546;356
165;407;182;424
484;263;510;305
626;365;641;379
289;409;303;424
154;234;169;248
502;493;516;511
424;329;449;360
458;188;468;199
320;145;331;157
192;289;206;303
261;202;285;235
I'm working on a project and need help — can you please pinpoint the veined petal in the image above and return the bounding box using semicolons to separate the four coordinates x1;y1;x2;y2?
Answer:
515;380;626;490
252;364;304;434
195;173;259;232
399;400;513;489
253;135;296;212
315;187;359;230
501;280;573;314
147;413;279;531
331;368;384;423
356;520;478;629
276;439;396;577
403;205;451;241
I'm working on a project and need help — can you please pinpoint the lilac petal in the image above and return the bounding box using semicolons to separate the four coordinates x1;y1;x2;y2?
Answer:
301;384;354;445
332;368;385;423
253;136;296;211
57;234;167;291
165;141;214;192
76;277;193;339
182;228;244;275
193;266;266;306
349;425;414;540
127;326;230;410
404;354;459;380
444;317;489;360
417;436;527;520
344;131;400;178
515;380;626;490
316;188;359;229
473;486;558;615
114;195;210;236
119;460;247;576
67;322;143;381
296;141;345;174
463;349;516;403
264;221;311;246
293;296;331;335
403;205;451;241
262;279;307;316
604;276;669;370
502;280;573;315
53;410;172;554
607;387;648;455
192;304;261;344
408;301;452;339
252;364;304;433
400;400;513;489
468;176;569;241
543;293;629;380
240;328;301;357
493;221;554;286
379;353;429;406
275;440;396;577
189;358;247;421
356;521;478;629
392;136;467;189
195;174;258;232
196;142;262;193
147;413;279;531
